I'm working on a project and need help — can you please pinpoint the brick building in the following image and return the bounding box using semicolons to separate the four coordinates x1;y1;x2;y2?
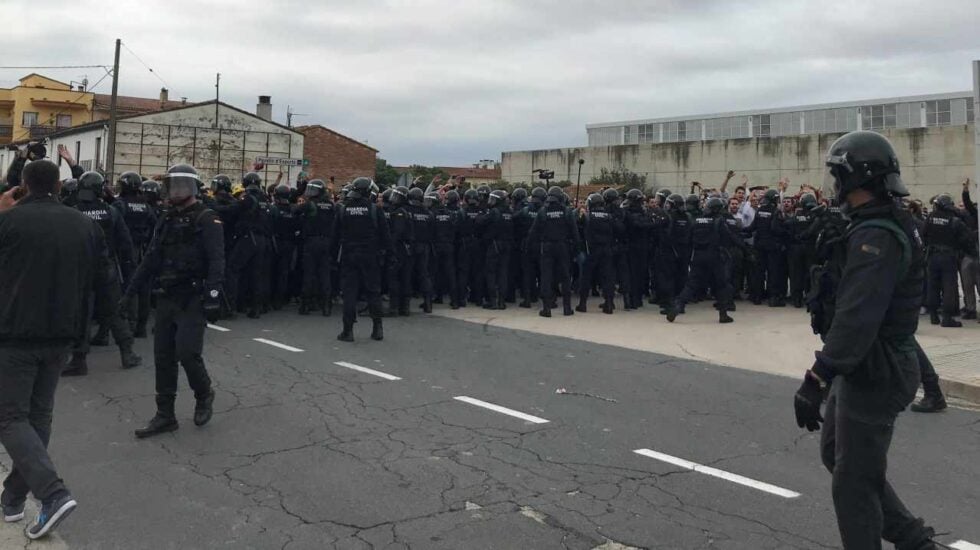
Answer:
296;125;377;185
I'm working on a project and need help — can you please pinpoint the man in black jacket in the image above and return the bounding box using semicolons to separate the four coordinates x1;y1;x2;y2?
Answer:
0;160;106;539
528;186;580;317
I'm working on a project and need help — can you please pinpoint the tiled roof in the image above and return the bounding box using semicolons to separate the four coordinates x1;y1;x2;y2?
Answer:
93;93;189;113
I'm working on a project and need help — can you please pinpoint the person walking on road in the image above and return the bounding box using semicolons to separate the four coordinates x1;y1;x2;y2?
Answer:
0;160;104;539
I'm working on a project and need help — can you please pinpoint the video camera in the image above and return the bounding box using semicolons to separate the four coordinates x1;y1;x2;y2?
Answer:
6;141;48;160
535;169;555;181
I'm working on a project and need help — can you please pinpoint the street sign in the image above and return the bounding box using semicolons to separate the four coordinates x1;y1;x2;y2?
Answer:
256;156;303;166
302;158;310;166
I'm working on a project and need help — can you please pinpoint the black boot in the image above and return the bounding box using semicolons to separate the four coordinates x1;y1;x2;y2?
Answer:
423;296;432;314
247;308;260;319
719;310;734;324
910;392;947;413
337;321;354;342
519;299;531;308
120;343;142;369
963;310;978;320
298;299;310;315
194;390;215;426
90;325;109;346
322;301;332;317
575;301;587;313
135;396;178;438
563;303;574;316
497;297;507;310
941;316;962;328
62;352;88;377
929;311;941;325
601;301;614;314
371;319;384;341
666;304;679;323
539;308;551;318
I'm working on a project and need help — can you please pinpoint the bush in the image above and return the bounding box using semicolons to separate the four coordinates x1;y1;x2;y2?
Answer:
588;168;646;191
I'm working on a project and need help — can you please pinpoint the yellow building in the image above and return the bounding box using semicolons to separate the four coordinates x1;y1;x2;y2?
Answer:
0;74;94;145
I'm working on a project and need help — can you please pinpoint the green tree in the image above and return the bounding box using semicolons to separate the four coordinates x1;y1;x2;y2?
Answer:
588;168;647;191
375;158;400;189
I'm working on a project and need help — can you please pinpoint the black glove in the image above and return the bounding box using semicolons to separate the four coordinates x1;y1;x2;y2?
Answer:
794;370;825;432
203;286;222;324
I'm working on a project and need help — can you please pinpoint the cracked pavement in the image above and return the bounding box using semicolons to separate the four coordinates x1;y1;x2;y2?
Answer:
1;309;978;549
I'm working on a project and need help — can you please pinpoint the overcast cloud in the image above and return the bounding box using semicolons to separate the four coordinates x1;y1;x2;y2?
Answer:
3;0;979;165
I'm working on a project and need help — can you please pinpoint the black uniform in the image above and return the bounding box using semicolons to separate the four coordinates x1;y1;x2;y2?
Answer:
114;194;157;335
519;200;543;307
528;197;580;316
272;202;302;309
127;201;224;424
510;199;533;302
657;208;693;307
477;201;513;309
431;204;458;307
624;203;653;308
671;210;744;321
748;202;787;306
922;208;971;321
300;198;336;314
456;202;483;306
385;201;415;315
226;190;273;317
406;203;435;311
610;204;632;309
577;205;617;312
784;208;817;308
331;196;392;332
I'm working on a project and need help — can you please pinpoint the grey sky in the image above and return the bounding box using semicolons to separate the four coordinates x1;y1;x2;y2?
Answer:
4;0;979;166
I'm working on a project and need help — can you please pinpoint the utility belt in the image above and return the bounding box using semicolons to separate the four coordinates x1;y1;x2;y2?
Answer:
927;245;956;255
154;274;204;297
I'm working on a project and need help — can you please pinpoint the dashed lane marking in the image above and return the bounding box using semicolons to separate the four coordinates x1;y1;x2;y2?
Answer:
206;324;231;332
951;541;980;550
633;448;801;499
333;361;401;381
252;338;304;353
453;396;550;424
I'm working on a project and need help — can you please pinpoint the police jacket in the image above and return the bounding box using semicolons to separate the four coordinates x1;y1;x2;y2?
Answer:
0;194;112;343
784;210;816;245
511;201;534;245
406;203;434;244
274;202;302;243
236;192;274;238
624;204;652;248
128;201;225;295
582;206;615;246
76;197;136;281
664;210;693;248
432;206;457;245
300;199;335;238
521;203;543;250
609;205;629;252
748;204;784;248
810;201;926;420
691;213;745;253
457;205;481;243
923;210;972;255
477;204;514;243
529;199;580;250
114;194;157;246
331;197;393;253
384;204;414;246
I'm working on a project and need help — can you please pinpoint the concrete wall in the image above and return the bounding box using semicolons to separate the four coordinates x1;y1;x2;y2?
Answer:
502;125;975;200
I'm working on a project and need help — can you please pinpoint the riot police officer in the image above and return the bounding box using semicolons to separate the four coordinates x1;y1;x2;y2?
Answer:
647;189;671;305
576;193;616;314
748;188;787;306
784;193;818;308
205;174;239;254
385;186;415;316
624;189;652;308
331;177;392;342
519;187;546;308
271;184;301;310
923;194;973;327
655;194;692;313
509;187;531;303
64;171;142;375
529;186;580;317
115;171;157;337
478;190;514;310
298;179;336;315
141;180;163;218
456;189;482;307
604;188;632;310
405;188;435;313
429;192;459;308
667;197;744;323
126;164;224;438
226;173;272;318
794;131;941;550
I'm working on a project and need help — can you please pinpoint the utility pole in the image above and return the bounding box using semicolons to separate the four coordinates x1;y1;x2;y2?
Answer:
105;38;121;179
972;60;979;252
286;105;308;128
214;73;220;128
575;158;585;205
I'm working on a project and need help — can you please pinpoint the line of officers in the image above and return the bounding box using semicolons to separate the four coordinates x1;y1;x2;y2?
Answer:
63;166;978;353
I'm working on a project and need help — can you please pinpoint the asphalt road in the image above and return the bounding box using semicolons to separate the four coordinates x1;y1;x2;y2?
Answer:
2;307;978;549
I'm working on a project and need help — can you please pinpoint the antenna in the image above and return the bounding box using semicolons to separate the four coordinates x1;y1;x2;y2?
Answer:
286;105;308;127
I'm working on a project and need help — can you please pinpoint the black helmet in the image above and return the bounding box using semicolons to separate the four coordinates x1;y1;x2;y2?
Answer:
117;171;143;194
799;193;818;211
826;130;906;202
445;189;460;206
162;164;202;204
477;185;491;199
77;171;104;202
602;188;619;203
140;180;160;201
242;172;262;189
626;189;644;204
60;178;78;204
933;194;954;211
381;188;393;205
211;174;232;194
348;176;373;200
685;194;700;212
392;186;409;205
408;187;424;204
530;187;547;203
274;184;292;202
511;187;528;204
586;193;604;209
463;188;479;206
488;189;507;206
305;179;326;199
655;188;671;204
705;196;725;215
665;193;685;211
762;189;780;207
547;186;563;200
424;191;441;208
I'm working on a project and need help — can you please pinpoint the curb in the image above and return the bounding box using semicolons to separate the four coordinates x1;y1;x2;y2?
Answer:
940;378;980;404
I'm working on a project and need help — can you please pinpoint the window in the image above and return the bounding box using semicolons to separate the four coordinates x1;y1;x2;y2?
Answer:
638;123;656;143
926;100;951;126
861;104;898;131
95;137;102;169
665;122;679;142
969;100;975;123
677;121;687;142
754;114;770;137
22;112;39;127
56;114;71;128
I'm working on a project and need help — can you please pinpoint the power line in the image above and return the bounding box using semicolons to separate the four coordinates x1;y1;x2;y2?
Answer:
0;65;109;70
120;41;171;92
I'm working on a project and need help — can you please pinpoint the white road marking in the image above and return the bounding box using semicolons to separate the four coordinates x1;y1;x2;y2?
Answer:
633;448;801;499
206;324;231;332
453;396;550;424
333;361;401;381
951;541;980;550
253;338;304;352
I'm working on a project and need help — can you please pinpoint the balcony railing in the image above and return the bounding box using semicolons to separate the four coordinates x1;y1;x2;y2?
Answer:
0;125;12;137
28;125;56;139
